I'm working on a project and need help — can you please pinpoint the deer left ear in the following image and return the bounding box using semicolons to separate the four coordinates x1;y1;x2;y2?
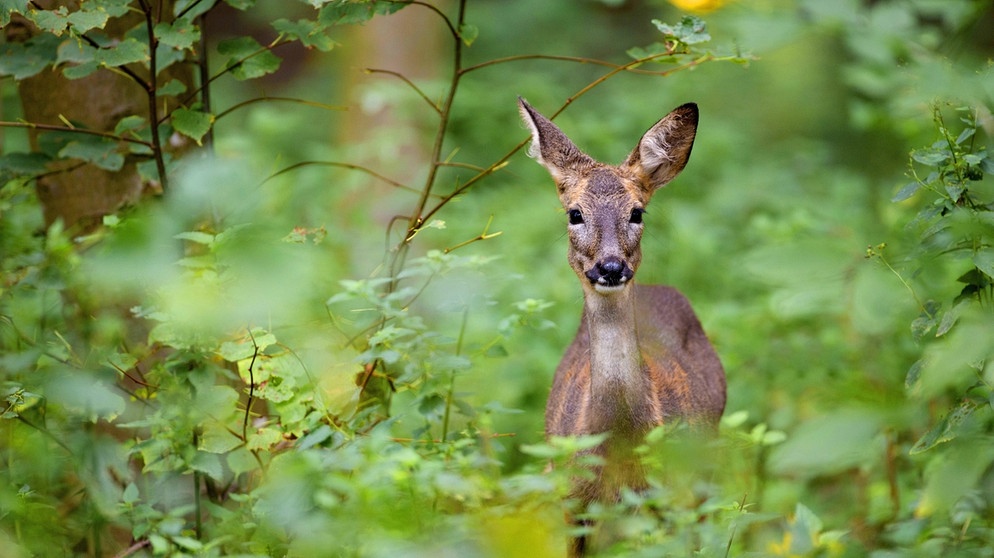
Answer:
518;97;595;184
622;103;698;193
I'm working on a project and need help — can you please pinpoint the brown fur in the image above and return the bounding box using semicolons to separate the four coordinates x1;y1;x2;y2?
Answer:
519;98;726;556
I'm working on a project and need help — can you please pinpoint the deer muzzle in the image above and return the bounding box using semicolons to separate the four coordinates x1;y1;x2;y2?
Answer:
585;257;634;292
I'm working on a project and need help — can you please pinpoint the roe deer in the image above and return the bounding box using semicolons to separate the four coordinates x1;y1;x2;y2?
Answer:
518;98;726;556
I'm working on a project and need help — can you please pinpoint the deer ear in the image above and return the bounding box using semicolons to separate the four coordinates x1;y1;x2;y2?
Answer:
518;97;594;184
623;103;698;193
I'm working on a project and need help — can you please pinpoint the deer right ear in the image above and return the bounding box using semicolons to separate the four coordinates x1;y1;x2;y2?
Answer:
623;103;699;193
518;97;594;184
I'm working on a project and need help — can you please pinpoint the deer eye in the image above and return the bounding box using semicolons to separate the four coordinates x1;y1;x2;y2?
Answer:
568;209;584;225
629;208;644;224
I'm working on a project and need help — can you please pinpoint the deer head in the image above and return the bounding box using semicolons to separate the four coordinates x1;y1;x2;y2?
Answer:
518;98;698;296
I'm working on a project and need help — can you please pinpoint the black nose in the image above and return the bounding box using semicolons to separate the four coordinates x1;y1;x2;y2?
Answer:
585;257;632;287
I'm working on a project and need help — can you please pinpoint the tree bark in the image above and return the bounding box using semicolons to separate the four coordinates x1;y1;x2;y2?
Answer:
5;0;193;231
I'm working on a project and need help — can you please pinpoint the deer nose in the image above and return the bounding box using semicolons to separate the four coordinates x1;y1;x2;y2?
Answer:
585;257;633;288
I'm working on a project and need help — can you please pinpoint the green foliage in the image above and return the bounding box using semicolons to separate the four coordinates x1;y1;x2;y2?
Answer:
2;0;994;556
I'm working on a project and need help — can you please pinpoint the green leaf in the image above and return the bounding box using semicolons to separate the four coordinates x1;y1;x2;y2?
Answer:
171;534;204;551
272;18;336;51
190;451;224;481
171;108;214;144
122;483;140;504
910;300;940;342
1;0;30;26
217;330;277;361
67;8;109;33
106;351;138;372
955;126;975;145
217;36;282;80
974;248;994;280
458;23;478;46
156;78;187;96
114;115;147;136
769;408;883;476
911;147;950;166
905;358;924;390
96;37;149;67
226;448;258;476
155;17;200;51
247;426;284;451
318;0;405;26
62;61;100;80
910;398;981;454
891;181;921;202
223;0;255;9
84;0;130;19
788;503;822;554
935;301;967;337
652;16;711;45
174;230;216;245
0;152;50;179
56;38;97;65
30;6;70;35
59;136;125;171
918;442;994;517
0;33;60;79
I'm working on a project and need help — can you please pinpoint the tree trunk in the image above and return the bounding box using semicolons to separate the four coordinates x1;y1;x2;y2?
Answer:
6;0;193;231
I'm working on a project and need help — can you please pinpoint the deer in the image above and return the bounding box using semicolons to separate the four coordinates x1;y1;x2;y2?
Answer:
517;97;727;556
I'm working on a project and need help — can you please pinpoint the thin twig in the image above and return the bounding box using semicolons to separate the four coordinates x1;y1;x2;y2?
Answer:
0;121;152;147
261;160;428;196
214;96;347;121
198;8;214;153
420;52;719;224
175;39;294;116
136;0;168;191
242;329;260;442
112;539;150;558
365;68;441;114
460;53;684;77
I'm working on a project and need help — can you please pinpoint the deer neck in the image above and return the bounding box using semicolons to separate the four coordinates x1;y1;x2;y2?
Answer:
583;285;651;440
